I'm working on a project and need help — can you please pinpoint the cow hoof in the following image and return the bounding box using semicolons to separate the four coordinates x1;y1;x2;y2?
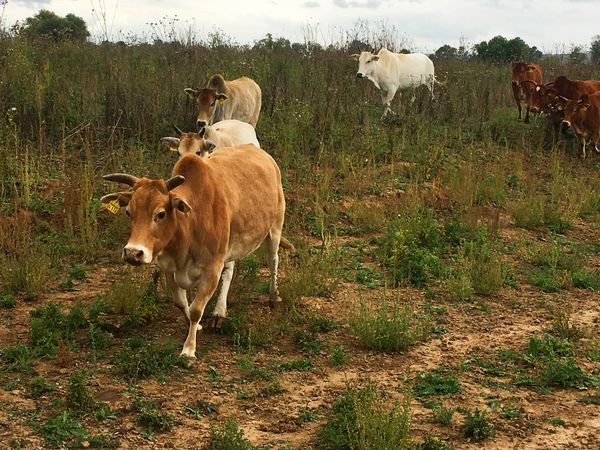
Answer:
180;349;197;360
210;316;225;329
269;296;282;308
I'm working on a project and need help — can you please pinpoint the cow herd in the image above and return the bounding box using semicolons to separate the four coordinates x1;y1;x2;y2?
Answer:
511;61;600;158
101;74;285;358
98;51;600;358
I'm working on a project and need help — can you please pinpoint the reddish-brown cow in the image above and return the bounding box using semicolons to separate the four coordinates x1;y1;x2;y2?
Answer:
101;146;289;358
560;92;600;158
511;61;543;123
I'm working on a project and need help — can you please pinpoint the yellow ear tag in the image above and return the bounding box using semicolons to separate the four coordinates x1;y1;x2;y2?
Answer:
169;147;178;152
105;199;120;214
219;98;225;105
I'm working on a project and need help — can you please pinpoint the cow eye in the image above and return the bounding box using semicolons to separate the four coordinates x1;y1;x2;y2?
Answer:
125;209;130;217
210;102;215;107
366;60;371;63
155;210;166;221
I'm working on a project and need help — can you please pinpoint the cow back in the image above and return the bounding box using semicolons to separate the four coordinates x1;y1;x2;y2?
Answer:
208;76;262;127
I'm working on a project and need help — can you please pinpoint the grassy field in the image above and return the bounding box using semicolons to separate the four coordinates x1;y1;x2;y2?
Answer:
1;34;600;449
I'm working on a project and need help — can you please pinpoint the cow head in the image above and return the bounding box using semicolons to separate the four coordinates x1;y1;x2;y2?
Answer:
101;174;191;266
511;61;538;81
526;82;558;114
184;87;228;128
160;125;216;158
352;51;380;79
562;95;590;133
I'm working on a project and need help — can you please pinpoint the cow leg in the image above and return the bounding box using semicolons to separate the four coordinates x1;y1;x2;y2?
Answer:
165;272;190;323
381;89;397;119
181;266;222;358
582;140;587;159
516;101;522;120
210;261;234;328
524;105;530;124
265;228;282;305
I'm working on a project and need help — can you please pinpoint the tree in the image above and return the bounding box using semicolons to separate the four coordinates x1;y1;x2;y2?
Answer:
569;45;586;65
435;44;458;59
590;35;600;65
474;35;532;63
21;10;89;42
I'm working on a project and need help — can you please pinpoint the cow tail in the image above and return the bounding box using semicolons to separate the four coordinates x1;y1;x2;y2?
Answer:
279;237;296;252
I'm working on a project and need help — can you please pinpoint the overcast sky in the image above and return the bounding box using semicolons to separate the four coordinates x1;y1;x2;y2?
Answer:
0;0;595;53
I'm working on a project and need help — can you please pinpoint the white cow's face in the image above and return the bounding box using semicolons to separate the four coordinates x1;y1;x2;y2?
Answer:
354;51;379;79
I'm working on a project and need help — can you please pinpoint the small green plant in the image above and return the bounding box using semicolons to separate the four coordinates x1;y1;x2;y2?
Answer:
330;346;351;367
414;369;461;398
511;192;544;229
432;406;455;426
274;358;314;372
38;411;86;448
548;417;566;427
113;337;188;380
0;292;16;308
95;405;118;422
67;263;87;281
133;397;176;433
66;370;95;412
546;306;583;342
207;419;260;450
462;408;494;442
1;344;34;373
294;329;323;354
417;434;454;450
349;298;431;353
236;358;274;381
28;376;54;399
104;278;163;328
297;407;318;423
319;384;412;450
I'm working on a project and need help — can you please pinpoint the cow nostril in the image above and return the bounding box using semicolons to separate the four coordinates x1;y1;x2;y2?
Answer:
356;73;362;78
197;120;207;129
135;250;143;260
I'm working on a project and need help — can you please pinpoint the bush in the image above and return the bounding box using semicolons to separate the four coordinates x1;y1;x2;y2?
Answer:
133;398;176;433
113;336;188;380
462;408;494;442
207;419;260;450
349;298;431;353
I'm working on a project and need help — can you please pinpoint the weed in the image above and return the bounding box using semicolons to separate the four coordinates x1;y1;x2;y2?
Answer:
222;308;290;353
133;397;176;433
511;191;544;229
349;297;431;353
414;369;461;398
548;417;566;427
297;407;318;423
308;313;340;333
294;329;323;354
584;339;600;361
103;276;164;328
571;269;600;291
28;376;54;399
462;408;494;442
236;358;274;381
67;263;87;281
208;419;260;450
0;292;16;308
538;357;594;389
38;411;86;448
578;394;600;405
446;252;473;302
330;346;351;367
185;400;218;420
417;435;454;450
274;358;314;372
113;337;188;380
1;245;53;299
66;370;95;412
1;344;34;373
319;384;412;450
499;405;522;420
546;306;583;342
380;208;445;287
29;302;87;357
432;406;454;426
95;405;118;422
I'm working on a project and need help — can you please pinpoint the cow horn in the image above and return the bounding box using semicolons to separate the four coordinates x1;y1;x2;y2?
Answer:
558;95;570;102
165;175;185;191
173;125;183;135
103;173;139;187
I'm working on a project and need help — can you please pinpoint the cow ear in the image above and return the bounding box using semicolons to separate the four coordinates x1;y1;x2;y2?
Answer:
216;93;228;102
160;137;180;153
101;192;132;208
526;65;536;72
184;88;198;98
350;53;360;61
371;55;380;61
171;196;192;214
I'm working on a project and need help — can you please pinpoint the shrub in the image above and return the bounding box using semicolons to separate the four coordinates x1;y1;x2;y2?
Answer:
104;279;163;328
0;292;16;308
66;370;95;412
349;298;431;353
113;337;188;380
462;408;494;442
28;376;54;399
133;398;176;433
207;419;260;450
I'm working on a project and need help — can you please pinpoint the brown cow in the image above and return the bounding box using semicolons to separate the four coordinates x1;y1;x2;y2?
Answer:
101;145;289;358
527;76;600;114
185;74;261;128
511;61;543;123
560;92;600;158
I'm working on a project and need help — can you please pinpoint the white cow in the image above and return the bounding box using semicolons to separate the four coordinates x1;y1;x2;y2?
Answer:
352;48;436;118
161;120;260;158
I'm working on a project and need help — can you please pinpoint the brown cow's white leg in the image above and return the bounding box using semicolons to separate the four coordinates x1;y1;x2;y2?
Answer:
211;261;234;328
582;140;587;159
266;229;282;303
166;272;190;323
181;267;221;358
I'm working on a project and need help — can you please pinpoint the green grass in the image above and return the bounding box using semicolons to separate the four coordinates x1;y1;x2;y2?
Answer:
349;298;431;353
113;337;188;380
66;370;95;412
414;369;461;398
0;292;16;308
330;346;352;367
207;419;261;450
133;397;176;434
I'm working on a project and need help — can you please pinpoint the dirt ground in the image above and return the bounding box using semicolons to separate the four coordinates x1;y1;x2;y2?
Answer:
1;202;600;450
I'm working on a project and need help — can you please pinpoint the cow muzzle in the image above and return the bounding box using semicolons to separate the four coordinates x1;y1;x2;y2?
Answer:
196;119;207;129
356;72;363;78
562;120;571;127
123;244;151;266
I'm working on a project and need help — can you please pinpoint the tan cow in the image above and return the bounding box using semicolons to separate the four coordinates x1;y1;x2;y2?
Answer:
185;74;261;128
161;120;260;158
101;146;289;358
